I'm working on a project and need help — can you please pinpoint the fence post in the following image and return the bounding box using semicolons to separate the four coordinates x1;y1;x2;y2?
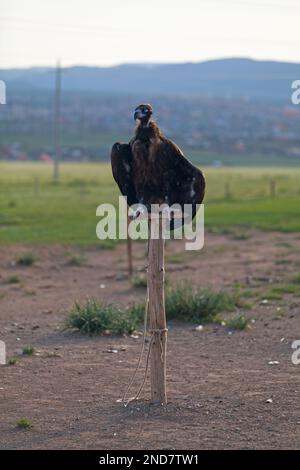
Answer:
148;213;167;405
270;179;276;198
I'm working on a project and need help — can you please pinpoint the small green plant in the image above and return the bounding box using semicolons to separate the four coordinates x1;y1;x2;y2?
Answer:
22;345;34;356
16;253;36;266
66;299;138;335
17;418;32;429
271;284;299;295
131;275;147;288
261;289;283;301
226;315;249;330
275;259;290;265
292;273;300;285
231;232;250;241
5;275;20;284
166;253;185;264
66;253;85;266
8;356;17;365
164;284;237;323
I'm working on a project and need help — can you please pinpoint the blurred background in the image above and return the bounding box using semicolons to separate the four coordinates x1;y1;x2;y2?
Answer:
0;0;300;243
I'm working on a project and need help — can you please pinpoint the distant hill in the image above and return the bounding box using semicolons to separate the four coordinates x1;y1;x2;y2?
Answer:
1;58;300;101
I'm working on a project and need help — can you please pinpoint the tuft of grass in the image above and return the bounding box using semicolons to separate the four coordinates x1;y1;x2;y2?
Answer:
292;273;300;285
261;289;283;300
66;299;138;335
164;283;237;323
66;253;85;266
231;232;250;241
131;275;147;288
225;315;249;330
16;253;36;267
270;284;300;295
17;418;32;429
22;345;34;356
275;259;290;265
66;284;248;335
8;356;17;365
5;275;20;284
166;253;185;264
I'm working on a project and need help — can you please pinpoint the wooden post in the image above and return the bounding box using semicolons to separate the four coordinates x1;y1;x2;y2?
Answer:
34;177;39;196
148;214;167;405
127;214;133;278
225;181;231;200
270;178;276;198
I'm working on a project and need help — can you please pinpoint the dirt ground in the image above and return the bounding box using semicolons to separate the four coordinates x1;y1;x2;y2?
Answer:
0;231;300;450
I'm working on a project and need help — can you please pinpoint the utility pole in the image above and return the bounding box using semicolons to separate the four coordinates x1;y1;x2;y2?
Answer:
53;60;61;183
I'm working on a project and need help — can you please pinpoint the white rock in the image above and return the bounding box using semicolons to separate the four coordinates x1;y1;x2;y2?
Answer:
195;325;203;331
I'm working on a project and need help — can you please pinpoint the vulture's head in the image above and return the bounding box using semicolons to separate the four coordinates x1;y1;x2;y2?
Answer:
134;104;153;125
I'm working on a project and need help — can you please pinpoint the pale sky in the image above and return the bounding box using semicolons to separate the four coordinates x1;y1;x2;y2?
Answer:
0;0;300;68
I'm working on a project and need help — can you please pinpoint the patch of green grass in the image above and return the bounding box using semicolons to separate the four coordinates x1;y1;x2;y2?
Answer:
231;232;250;241
66;284;242;334
166;253;185;264
16;418;32;429
16;253;36;267
5;275;20;284
275;242;292;248
225;315;249;330
131;275;147;288
66;299;138;335
7;356;17;365
275;259;290;265
241;289;256;298
292;273;300;285
22;345;34;356
270;284;300;295
261;289;283;300
164;284;237;323
66;253;85;266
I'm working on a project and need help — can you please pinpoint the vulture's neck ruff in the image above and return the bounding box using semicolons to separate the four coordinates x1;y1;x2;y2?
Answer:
134;120;162;142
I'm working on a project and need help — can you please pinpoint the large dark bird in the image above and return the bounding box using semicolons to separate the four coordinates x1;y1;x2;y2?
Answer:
111;104;205;228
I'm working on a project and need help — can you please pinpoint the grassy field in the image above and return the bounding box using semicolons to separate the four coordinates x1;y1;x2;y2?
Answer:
0;161;300;244
3;132;300;167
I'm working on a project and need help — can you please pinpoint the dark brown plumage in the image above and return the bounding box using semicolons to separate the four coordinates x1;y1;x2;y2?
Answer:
111;104;205;228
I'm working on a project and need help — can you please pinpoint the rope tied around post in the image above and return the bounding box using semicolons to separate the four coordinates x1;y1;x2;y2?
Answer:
122;211;168;407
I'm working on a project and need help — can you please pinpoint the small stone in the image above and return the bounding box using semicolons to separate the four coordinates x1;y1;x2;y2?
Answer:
266;398;273;403
195;325;203;331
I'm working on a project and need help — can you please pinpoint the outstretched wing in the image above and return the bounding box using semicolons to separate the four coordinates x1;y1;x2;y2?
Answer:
159;138;206;229
160;138;205;206
110;143;138;207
